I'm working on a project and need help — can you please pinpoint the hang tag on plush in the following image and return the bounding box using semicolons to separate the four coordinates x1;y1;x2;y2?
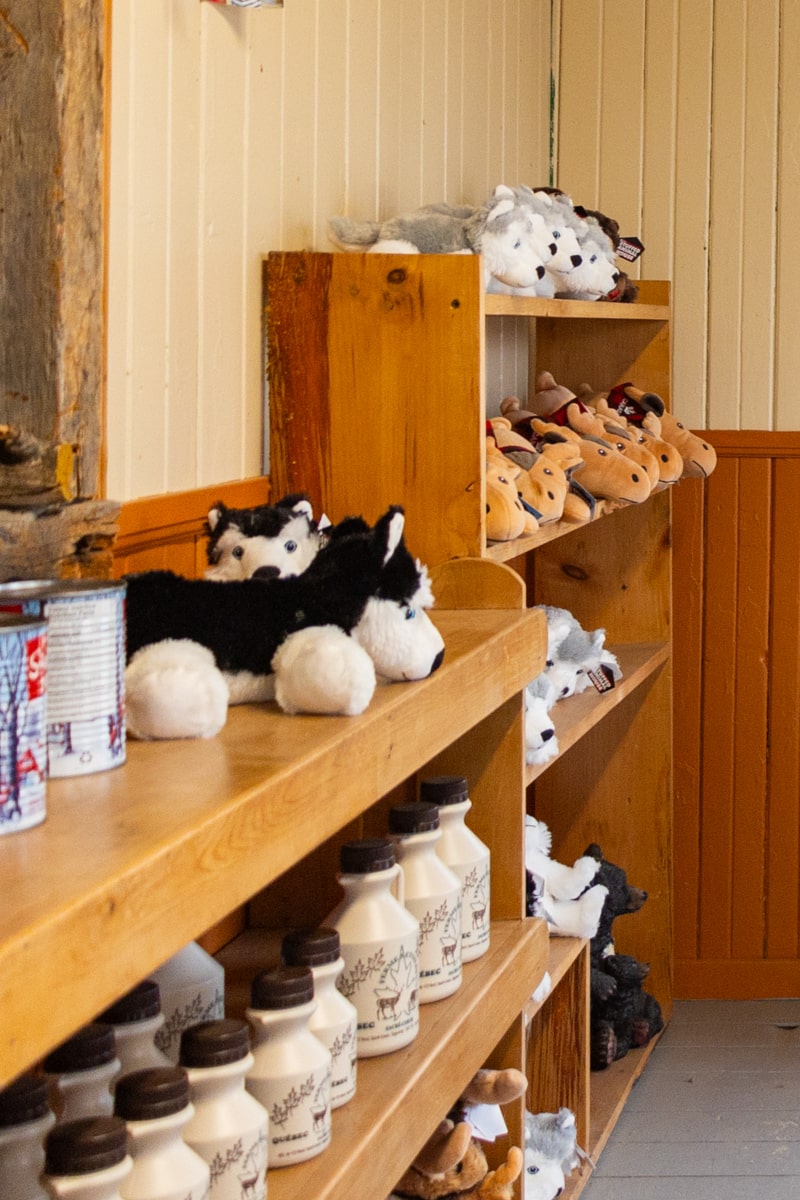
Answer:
465;1103;508;1143
616;237;645;262
587;664;616;693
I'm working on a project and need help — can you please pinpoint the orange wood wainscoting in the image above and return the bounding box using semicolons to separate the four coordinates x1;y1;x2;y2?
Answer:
673;431;800;999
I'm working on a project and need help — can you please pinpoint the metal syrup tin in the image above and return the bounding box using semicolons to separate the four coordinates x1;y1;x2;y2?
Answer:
0;579;126;778
0;614;48;834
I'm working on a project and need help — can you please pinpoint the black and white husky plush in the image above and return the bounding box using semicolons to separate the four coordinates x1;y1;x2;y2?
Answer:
125;506;445;739
204;492;326;581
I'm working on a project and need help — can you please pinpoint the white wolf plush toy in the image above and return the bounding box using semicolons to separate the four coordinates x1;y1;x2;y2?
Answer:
525;816;607;940
329;184;551;294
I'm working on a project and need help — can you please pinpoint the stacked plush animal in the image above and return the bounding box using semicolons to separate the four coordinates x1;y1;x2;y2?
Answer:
524;816;607;940
329;185;551;295
523;1107;580;1200
204;492;327;581
584;844;664;1069
523;606;621;766
124;506;445;739
388;1068;527;1200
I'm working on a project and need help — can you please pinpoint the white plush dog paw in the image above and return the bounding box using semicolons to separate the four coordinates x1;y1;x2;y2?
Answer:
125;639;229;739
272;626;376;715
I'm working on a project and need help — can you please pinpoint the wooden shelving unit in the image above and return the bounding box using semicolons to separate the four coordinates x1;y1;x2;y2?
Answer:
0;562;548;1200
266;251;673;1196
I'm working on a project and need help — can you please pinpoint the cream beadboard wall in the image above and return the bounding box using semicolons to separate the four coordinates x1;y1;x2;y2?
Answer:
554;0;799;433
105;0;552;502
107;0;800;504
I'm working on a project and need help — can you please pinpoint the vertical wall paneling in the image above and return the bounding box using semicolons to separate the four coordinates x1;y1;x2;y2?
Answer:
672;435;800;998
671;0;713;432
706;2;745;432
107;0;551;500
773;0;800;431
766;457;800;959
738;2;779;430
696;457;737;961
597;0;645;243
640;0;677;281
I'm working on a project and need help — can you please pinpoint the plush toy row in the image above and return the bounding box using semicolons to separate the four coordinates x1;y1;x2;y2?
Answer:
387;1067;581;1200
524;605;621;767
329;184;638;302
124;502;444;740
486;373;717;542
525;817;664;1072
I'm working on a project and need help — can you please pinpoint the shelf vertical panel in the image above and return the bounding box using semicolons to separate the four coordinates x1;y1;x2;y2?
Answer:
266;250;487;568
526;941;590;1149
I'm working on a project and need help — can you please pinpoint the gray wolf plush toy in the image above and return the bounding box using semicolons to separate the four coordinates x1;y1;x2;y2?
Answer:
329;184;550;294
204;492;326;581
125;506;445;739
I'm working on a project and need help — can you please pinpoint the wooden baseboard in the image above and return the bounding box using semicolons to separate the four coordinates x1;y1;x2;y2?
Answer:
113;477;270;577
675;960;800;999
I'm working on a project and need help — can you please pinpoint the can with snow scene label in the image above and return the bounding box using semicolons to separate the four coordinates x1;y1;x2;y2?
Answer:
0;579;126;778
0;613;48;834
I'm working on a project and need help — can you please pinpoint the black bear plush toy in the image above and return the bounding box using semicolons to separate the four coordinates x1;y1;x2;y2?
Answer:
584;843;664;1070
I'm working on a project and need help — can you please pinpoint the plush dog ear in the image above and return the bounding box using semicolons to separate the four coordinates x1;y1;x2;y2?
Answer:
206;500;229;533
374;505;406;565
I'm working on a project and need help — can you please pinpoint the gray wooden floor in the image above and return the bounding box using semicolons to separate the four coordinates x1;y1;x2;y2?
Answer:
579;999;800;1199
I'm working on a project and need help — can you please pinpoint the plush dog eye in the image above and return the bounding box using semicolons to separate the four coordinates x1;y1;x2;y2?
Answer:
232;546;245;559
405;608;416;621
553;229;561;239
527;1164;540;1175
513;239;522;250
284;540;297;553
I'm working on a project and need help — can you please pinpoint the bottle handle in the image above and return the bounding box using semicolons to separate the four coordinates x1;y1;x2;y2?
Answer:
391;862;405;907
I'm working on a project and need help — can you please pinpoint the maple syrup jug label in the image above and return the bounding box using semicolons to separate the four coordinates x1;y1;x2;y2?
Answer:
327;839;420;1057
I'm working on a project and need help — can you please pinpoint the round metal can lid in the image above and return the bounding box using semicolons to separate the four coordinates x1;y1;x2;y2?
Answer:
0;613;47;634
282;926;341;967
45;1116;128;1176
113;1066;190;1121
179;1019;250;1068
419;775;470;806
250;965;314;1010
0;578;126;601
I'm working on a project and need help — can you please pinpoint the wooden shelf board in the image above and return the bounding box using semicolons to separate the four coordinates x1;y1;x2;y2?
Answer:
484;295;669;320
525;641;670;785
587;1033;663;1162
524;935;586;1024
0;604;545;1088
261;919;549;1200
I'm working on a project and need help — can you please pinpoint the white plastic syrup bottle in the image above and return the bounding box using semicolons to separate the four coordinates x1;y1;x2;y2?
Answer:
180;1019;268;1200
327;838;420;1057
113;1067;210;1200
281;927;358;1107
150;943;225;1063
245;966;331;1168
388;801;463;1002
421;775;491;962
42;1116;132;1199
98;982;171;1079
0;1072;55;1199
43;1025;121;1123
